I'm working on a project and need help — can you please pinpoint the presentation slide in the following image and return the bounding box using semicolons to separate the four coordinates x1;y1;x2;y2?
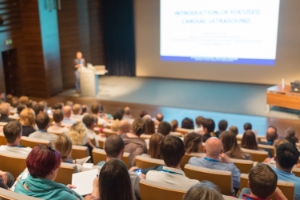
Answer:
160;0;280;65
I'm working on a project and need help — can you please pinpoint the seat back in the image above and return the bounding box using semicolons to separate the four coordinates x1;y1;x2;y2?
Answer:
47;130;64;136
258;144;275;157
97;137;106;149
140;134;151;141
170;132;183;137
0;188;42;200
139;179;186;200
72;145;90;160
55;162;77;185
180;153;203;170
92;148;130;169
20;137;50;148
0;132;7;145
184;164;232;195
103;128;117;137
230;158;254;174
135;156;164;169
175;128;193;136
292;167;300;177
0;152;27;178
241;148;268;162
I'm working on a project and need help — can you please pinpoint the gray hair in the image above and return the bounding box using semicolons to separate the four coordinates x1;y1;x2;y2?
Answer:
285;127;296;137
183;181;224;200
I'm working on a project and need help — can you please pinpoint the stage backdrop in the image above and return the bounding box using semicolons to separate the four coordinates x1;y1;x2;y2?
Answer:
134;0;300;85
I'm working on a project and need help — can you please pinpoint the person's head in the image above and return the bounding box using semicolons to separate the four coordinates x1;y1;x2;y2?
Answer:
218;120;228;132
63;105;72;118
32;103;44;116
195;116;205;127
244;122;252;131
149;133;164;159
275;143;299;171
124;107;131;116
266;126;278;142
17;104;26;115
157;121;171;136
170;120;178;132
52;109;64;123
248;163;277;199
241;130;258;150
160;135;185;167
285;127;296;137
144;118;155;135
3;121;22;144
285;136;297;146
81;105;88;115
5;94;13;104
38;101;47;111
76;51;82;59
104;135;125;160
0;103;10;116
204;137;223;158
220;131;245;159
228;126;238;136
113;110;124;121
183;181;224;200
67;122;87;145
273;139;289;149
54;134;72;162
52;102;64;110
203;118;215;133
19;96;29;105
35;112;50;130
139;110;148;118
90;102;100;114
100;159;133;200
118;120;131;134
181;117;194;129
26;145;61;180
184;132;203;153
72;104;82;115
82;114;96;129
11;97;19;108
131;118;146;137
26;100;34;108
19;108;36;127
156;113;164;122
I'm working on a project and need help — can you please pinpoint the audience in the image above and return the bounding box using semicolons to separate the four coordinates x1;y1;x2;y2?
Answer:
241;130;259;150
32;103;44;116
14;145;83;199
188;137;240;192
70;104;82;122
183;132;203;153
16;104;26;116
148;133;164;159
19;108;36;137
170;119;178;132
202;118;216;142
157;121;171;136
19;96;29;105
0;121;31;155
183;181;224;200
47;109;68;133
82;114;98;148
244;122;252;131
273;143;300;199
215;120;228;137
144;118;155;135
90;102;107;126
264;139;289;165
194;116;205;133
118;120;131;135
285;127;299;145
29;112;57;144
181;117;194;129
121;118;147;166
154;113;164;125
261;126;278;146
146;135;199;189
0;103;13;122
52;102;64;110
122;106;134;123
220;131;251;160
0;170;14;190
229;126;239;136
62;105;76;125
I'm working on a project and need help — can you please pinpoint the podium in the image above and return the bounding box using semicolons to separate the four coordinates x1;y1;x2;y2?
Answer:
79;65;108;96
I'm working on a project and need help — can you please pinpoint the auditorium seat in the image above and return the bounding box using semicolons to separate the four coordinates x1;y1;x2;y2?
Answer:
103;128;117;137
135;156;164;169
170;132;183;137
241;148;268;162
292;167;300;177
180;153;204;170
0;152;27;178
47;129;64;136
139;179;186;200
176;128;193;136
20;137;50;148
72;145;90;160
184;164;232;195
97;137;106;149
140;134;151;140
230;158;254;174
258;144;275;157
0;188;41;200
93;127;100;134
0;133;7;145
55;162;77;185
239;173;294;200
92;148;130;169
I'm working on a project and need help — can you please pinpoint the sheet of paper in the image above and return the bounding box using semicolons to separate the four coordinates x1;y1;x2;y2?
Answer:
72;169;99;196
82;163;94;169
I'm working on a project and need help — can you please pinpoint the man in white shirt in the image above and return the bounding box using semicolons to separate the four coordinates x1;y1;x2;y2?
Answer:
0;121;31;155
146;135;199;190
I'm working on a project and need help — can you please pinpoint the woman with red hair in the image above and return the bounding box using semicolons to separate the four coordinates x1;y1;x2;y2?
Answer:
14;145;83;200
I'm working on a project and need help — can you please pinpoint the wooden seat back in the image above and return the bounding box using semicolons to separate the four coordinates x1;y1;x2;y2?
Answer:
72;145;90;160
55;162;77;185
230;158;254;174
92;148;130;169
0;152;27;178
20;137;49;148
135;156;164;169
180;153;203;170
241;148;268;162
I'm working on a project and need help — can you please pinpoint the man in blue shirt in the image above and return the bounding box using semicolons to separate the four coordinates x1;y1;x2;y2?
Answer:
273;142;300;200
74;52;85;93
188;137;240;192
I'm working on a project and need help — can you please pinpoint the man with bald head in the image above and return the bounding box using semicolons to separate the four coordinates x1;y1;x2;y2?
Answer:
188;137;240;192
62;105;76;125
122;106;134;123
118;120;131;135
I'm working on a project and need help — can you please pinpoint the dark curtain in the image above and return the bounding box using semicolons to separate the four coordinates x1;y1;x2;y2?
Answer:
101;0;136;76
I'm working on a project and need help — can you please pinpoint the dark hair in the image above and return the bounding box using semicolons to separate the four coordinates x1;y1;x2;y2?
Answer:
220;131;247;159
160;135;185;167
149;133;164;159
241;130;258;150
183;181;223;200
132;118;146;136
170;120;178;132
203;118;215;133
156;113;164;122
91;102;100;114
184;132;202;153
33;103;44;116
229;126;238;136
26;145;61;178
3;121;22;143
195;116;205;126
276;143;299;169
53;102;63;110
244;122;252;131
52;109;63;123
100;159;133;200
105;135;125;158
17;104;26;115
35;112;50;129
157;121;171;136
266;126;278;141
181;117;194;129
218;120;228;131
139;110;148;118
82;114;96;128
248;163;277;199
144;118;155;135
113;110;124;121
285;136;297;146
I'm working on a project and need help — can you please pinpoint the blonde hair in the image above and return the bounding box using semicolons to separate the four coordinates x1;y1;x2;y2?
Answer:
19;108;36;127
72;104;81;115
67;122;87;145
19;96;29;104
274;139;289;149
54;134;73;162
111;119;120;132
